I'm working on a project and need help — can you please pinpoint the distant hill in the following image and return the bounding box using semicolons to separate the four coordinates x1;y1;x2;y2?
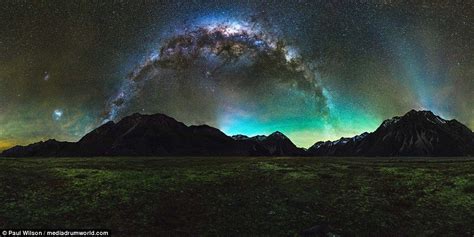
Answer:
2;110;473;157
231;131;306;156
308;110;474;156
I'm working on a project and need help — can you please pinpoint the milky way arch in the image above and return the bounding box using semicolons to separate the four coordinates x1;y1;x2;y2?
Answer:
104;18;328;131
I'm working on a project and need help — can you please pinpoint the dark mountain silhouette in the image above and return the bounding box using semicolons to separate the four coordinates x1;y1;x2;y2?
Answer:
2;110;473;157
2;113;269;157
232;131;306;156
308;110;474;156
1;139;77;157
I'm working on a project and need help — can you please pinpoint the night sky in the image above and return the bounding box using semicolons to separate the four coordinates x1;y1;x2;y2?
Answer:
0;0;472;150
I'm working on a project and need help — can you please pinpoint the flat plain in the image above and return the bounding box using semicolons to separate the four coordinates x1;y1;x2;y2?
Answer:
1;156;473;236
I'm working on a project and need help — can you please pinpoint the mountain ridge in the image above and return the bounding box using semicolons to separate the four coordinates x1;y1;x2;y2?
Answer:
2;110;473;157
308;110;474;156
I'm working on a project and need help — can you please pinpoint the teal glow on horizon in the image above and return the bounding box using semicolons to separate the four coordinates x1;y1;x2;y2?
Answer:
219;102;383;148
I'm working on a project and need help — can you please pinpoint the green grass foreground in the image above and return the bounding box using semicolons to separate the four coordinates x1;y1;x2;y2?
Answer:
0;156;473;236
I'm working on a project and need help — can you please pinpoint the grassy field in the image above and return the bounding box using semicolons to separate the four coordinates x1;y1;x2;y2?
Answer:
0;156;473;236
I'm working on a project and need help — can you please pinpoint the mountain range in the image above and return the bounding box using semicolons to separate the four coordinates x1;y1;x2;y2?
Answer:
307;110;474;156
2;110;473;157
